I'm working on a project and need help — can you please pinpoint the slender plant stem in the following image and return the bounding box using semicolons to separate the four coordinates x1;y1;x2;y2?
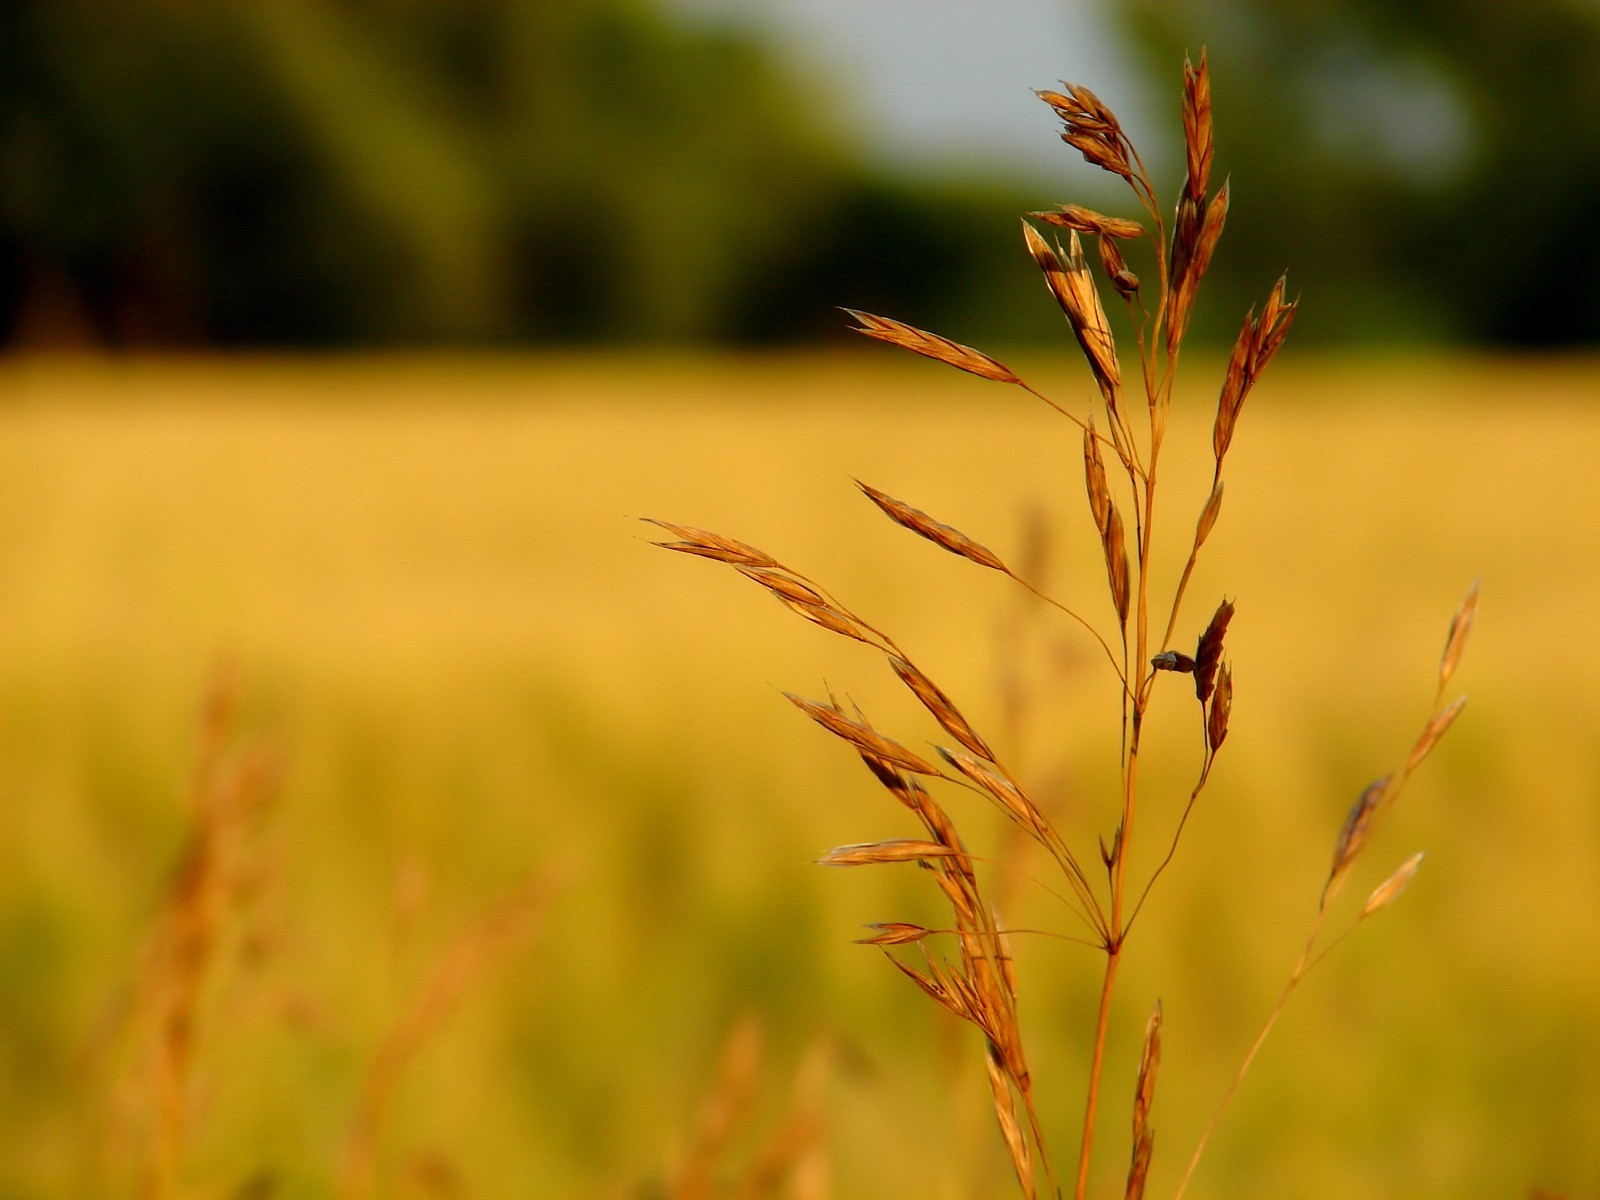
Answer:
1074;945;1122;1200
1172;910;1328;1200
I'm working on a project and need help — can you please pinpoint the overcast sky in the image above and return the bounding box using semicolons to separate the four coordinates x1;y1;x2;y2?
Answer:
665;0;1152;179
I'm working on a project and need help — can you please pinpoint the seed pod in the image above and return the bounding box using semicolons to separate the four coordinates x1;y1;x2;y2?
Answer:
1151;651;1197;674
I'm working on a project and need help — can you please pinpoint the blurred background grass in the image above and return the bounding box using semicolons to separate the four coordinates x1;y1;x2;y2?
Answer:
0;1;1597;1198
0;356;1596;1198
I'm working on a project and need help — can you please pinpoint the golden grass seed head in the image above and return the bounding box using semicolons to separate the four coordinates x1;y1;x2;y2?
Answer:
986;1051;1038;1200
1196;480;1225;547
1406;695;1467;774
1439;579;1480;692
1097;234;1141;299
857;481;1009;573
843;309;1020;384
855;922;932;946
1362;852;1425;917
818;840;967;868
1083;420;1112;536
1030;204;1144;241
1206;662;1232;752
889;654;995;761
1195;598;1235;702
645;519;781;569
1132;999;1162;1140
1104;505;1131;627
785;693;940;776
1125;1130;1154;1200
1182;49;1214;206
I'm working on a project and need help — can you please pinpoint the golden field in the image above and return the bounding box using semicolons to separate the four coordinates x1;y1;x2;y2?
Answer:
0;353;1595;1199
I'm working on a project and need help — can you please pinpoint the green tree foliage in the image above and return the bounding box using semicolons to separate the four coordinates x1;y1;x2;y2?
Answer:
0;0;858;346
1120;0;1600;344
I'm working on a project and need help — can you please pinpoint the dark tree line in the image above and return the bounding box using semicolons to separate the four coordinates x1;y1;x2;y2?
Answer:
0;0;1594;348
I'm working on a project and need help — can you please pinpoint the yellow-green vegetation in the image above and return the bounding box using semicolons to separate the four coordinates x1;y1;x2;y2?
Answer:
0;354;1595;1199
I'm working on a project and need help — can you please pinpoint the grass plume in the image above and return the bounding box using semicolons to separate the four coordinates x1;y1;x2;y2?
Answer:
658;49;1477;1200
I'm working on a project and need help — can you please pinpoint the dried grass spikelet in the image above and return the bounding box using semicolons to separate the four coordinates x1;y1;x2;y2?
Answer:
784;693;940;776
1098;235;1140;300
772;594;874;644
128;670;282;1200
1030;204;1143;241
1083;420;1112;536
737;566;827;608
669;1017;764;1200
341;868;560;1200
1166;179;1229;354
1213;276;1299;465
650;523;879;646
729;1036;834;1200
1194;598;1234;703
1325;774;1392;900
1103;506;1131;628
1194;480;1224;548
1406;695;1468;773
1182;51;1214;207
889;654;995;760
856;481;1009;573
855;922;932;946
1036;83;1135;181
1206;663;1232;752
938;746;1050;836
987;1049;1038;1200
1362;852;1424;917
887;948;972;1023
1131;1000;1161;1140
1439;579;1480;692
1022;223;1122;412
844;309;1019;383
1126;1001;1162;1200
818;840;968;868
646;520;780;569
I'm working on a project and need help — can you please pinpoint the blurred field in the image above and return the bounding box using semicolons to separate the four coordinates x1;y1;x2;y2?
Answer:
0;352;1596;1200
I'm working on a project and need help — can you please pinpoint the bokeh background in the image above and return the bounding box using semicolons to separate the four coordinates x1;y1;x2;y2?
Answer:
0;3;1597;1199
